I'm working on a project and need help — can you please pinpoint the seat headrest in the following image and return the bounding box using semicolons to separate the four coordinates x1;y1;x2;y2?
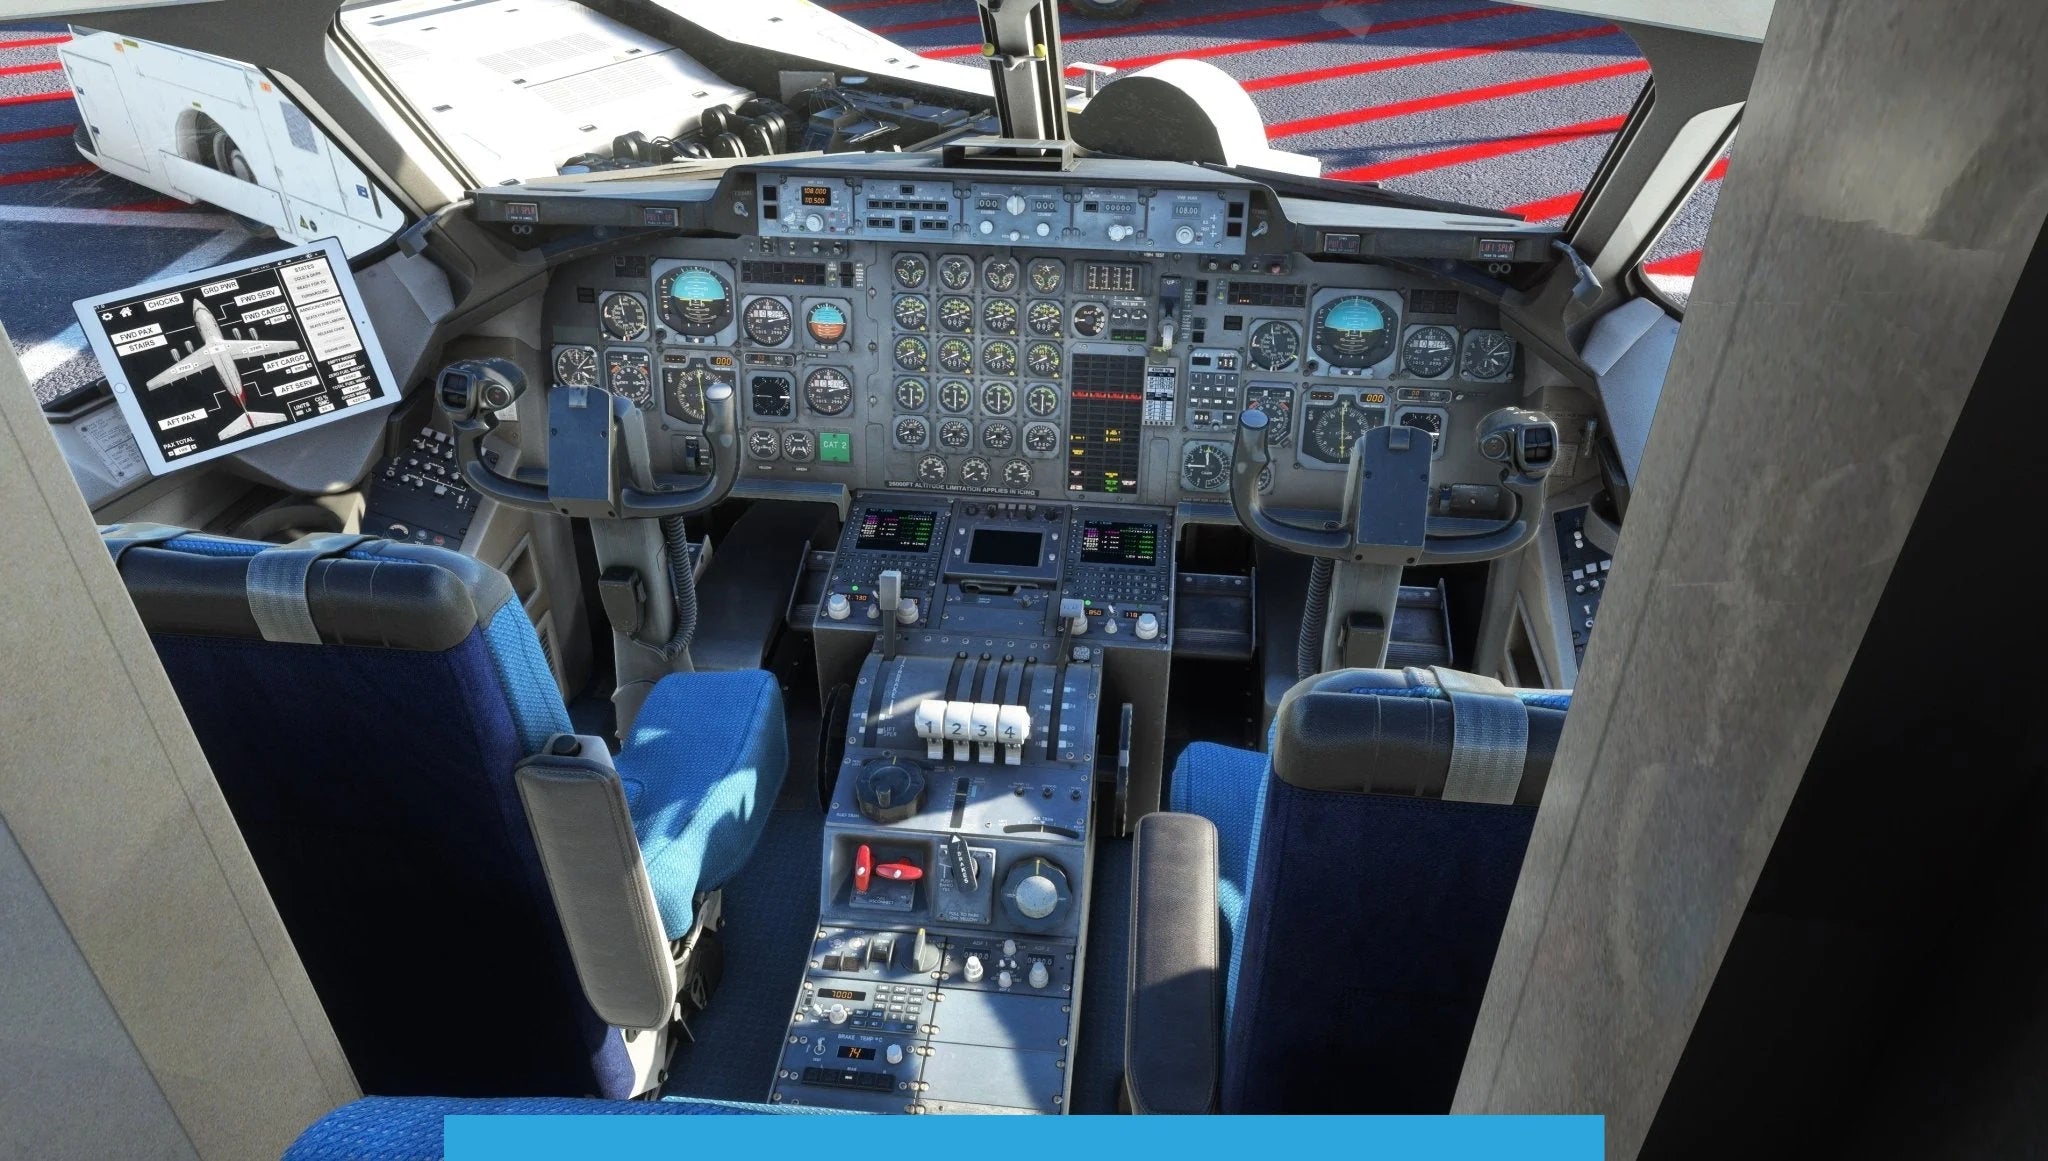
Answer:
1270;667;1571;807
104;527;517;651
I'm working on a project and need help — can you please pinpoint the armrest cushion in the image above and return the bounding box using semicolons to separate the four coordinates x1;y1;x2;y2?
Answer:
1124;811;1222;1114
517;735;678;1031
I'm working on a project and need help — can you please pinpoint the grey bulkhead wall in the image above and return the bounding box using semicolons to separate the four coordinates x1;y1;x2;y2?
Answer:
1454;0;2048;1153
0;323;359;1159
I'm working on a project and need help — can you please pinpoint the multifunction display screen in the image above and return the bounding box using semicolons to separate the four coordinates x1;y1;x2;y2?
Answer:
966;528;1044;568
75;238;398;475
801;185;834;206
838;1045;877;1060
1079;521;1160;567
1067;352;1144;495
855;508;938;553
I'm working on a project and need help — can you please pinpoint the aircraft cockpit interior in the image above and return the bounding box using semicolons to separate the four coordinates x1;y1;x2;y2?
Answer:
16;0;1909;1152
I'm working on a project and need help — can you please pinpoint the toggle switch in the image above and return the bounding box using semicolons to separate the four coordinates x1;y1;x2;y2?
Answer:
854;844;872;894
874;861;923;882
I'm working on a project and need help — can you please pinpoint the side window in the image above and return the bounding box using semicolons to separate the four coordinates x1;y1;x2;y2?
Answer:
8;26;408;407
1637;137;1735;312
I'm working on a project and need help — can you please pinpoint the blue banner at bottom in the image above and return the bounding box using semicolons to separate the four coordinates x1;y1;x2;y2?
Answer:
447;1113;1603;1159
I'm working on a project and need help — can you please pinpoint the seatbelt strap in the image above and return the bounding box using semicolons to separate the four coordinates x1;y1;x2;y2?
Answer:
1429;666;1528;805
100;522;188;565
246;533;376;644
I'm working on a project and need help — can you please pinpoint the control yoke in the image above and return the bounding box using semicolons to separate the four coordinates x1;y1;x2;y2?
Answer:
1229;405;1558;566
445;372;741;520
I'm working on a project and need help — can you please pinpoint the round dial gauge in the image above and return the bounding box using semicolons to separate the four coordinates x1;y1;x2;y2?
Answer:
982;298;1018;335
983;339;1017;376
1028;259;1063;294
1024;422;1060;454
894;254;928;289
938;297;975;334
938;419;973;449
804;367;852;415
892;295;928;332
983;258;1019;293
937;338;974;374
1244;386;1294;444
749;373;793;418
938;255;974;291
1025;384;1060;417
600;292;648;341
1072;301;1107;337
1397;409;1445;453
916;455;948;486
553;345;598;387
1248;321;1300;372
982;421;1015;451
742;296;792;345
959;456;990;485
605;349;652;409
655;265;732;336
981;382;1015;415
747;428;781;460
1305;400;1378;465
894;416;929;447
783;429;816;462
895;377;929;410
1003;458;1033;487
1025;342;1062;378
1027;300;1064;336
1181;442;1230;491
1461;330;1515;380
662;357;731;424
1402;326;1458;378
938;380;973;414
894;336;930;372
1313;295;1396;370
805;301;850;345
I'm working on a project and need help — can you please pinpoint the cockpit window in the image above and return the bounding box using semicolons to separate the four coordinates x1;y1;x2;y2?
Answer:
875;0;1648;221
1637;135;1734;313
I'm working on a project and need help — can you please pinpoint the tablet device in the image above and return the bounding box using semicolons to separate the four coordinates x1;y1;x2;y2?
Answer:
74;237;401;475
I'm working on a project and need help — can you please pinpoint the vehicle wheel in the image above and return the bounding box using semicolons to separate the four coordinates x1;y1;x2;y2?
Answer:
1068;0;1142;18
208;128;255;183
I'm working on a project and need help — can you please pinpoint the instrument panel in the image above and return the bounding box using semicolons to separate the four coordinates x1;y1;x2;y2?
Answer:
539;231;1533;519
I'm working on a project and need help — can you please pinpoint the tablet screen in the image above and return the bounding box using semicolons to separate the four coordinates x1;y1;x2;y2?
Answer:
74;238;400;475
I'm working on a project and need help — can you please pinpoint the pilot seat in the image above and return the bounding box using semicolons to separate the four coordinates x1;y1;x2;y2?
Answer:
99;523;788;1100
1124;665;1570;1114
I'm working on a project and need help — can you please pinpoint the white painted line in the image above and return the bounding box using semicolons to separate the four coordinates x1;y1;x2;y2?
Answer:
16;227;252;383
0;204;238;231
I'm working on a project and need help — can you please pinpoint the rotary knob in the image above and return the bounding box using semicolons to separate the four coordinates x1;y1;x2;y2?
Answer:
827;1003;849;1025
1028;961;1050;989
1174;224;1197;245
1005;194;1026;215
999;856;1072;928
855;758;926;824
1135;612;1160;641
826;593;851;621
963;954;985;983
805;213;824;232
1106;223;1134;242
886;1044;904;1065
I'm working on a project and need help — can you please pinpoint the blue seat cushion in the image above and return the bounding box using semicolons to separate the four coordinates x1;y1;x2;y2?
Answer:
285;1095;848;1161
1167;741;1270;1030
616;669;789;938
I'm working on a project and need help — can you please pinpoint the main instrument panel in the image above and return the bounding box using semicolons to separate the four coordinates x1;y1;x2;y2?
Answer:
534;166;1542;521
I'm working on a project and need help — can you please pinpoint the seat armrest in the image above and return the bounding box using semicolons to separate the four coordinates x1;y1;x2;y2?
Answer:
1124;811;1221;1114
516;735;678;1031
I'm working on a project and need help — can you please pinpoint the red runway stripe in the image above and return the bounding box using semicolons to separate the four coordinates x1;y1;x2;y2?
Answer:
0;90;72;107
1268;58;1647;139
1506;191;1581;221
0;161;96;187
1245;22;1621;93
0;61;64;78
0;123;74;146
923;0;1388;58
1100;4;1520;73
0;34;73;50
1329;114;1625;183
1643;250;1701;276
